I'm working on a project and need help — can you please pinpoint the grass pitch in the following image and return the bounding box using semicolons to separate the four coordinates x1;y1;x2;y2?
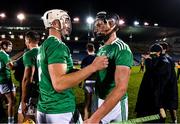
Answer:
1;66;179;123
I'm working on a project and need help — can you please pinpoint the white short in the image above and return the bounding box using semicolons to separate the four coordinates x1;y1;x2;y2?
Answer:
98;97;128;124
18;101;37;115
37;110;83;124
84;80;96;93
0;82;15;94
18;102;22;113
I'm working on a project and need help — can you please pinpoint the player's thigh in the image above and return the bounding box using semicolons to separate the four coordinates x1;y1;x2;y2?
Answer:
37;110;83;124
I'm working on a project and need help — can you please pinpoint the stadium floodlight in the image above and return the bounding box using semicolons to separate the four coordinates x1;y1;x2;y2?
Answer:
91;37;95;42
119;19;125;25
86;16;94;42
73;17;80;23
19;35;24;39
144;22;149;26
66;37;70;41
17;13;26;21
163;38;167;41
1;34;6;39
74;36;78;41
10;35;15;39
0;13;6;18
41;36;45;40
154;23;158;27
134;21;139;26
86;16;94;24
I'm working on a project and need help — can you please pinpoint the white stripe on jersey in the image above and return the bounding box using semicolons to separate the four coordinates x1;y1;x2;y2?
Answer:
114;39;128;51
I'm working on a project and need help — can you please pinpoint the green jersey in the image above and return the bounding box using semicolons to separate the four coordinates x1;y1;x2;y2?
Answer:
37;36;75;114
23;47;39;82
96;38;133;99
0;50;11;83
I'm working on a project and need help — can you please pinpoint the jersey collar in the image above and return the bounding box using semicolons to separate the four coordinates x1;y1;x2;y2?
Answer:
111;38;119;44
48;35;61;42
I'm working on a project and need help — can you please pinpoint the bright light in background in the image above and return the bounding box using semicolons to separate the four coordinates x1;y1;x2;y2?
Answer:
41;36;45;40
19;35;24;39
154;23;158;26
91;37;95;42
129;34;133;39
74;36;78;41
163;38;167;41
66;37;70;41
1;34;6;39
43;32;46;36
9;31;12;34
10;35;15;39
134;21;139;26
0;13;6;18
86;16;94;24
119;19;125;25
73;17;80;23
144;22;149;26
17;13;26;21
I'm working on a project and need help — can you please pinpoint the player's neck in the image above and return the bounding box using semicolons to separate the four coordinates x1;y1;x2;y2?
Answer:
29;44;38;50
104;32;117;45
49;28;62;41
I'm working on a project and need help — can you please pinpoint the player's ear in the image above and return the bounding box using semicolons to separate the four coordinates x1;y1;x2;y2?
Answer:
52;20;61;28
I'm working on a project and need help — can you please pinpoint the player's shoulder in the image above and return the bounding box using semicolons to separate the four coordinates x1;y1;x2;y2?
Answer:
45;36;66;47
44;36;59;45
112;38;130;51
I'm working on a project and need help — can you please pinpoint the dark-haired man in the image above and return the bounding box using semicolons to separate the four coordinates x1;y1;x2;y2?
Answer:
85;11;133;124
81;43;96;120
18;31;40;123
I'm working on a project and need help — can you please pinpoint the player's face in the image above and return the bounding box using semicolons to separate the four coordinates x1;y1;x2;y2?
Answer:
61;15;72;37
93;19;109;36
6;43;12;52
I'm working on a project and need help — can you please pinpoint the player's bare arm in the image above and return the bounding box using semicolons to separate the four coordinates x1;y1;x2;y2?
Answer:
49;56;108;92
21;66;33;114
84;66;131;123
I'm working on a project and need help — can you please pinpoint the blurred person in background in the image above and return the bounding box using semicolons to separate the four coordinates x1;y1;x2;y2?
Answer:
18;31;40;123
81;43;97;120
135;43;171;123
159;42;178;123
139;55;145;72
0;40;15;124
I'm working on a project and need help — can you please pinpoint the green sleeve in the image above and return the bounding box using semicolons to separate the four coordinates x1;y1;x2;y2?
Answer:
115;50;133;67
46;41;69;64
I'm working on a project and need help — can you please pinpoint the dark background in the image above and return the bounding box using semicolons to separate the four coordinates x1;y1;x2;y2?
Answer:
0;0;180;28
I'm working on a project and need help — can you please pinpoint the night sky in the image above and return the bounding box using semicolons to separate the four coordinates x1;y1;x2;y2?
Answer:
0;0;180;28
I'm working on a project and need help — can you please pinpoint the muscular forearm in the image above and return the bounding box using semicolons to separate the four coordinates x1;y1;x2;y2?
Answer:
53;64;96;92
89;66;130;123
